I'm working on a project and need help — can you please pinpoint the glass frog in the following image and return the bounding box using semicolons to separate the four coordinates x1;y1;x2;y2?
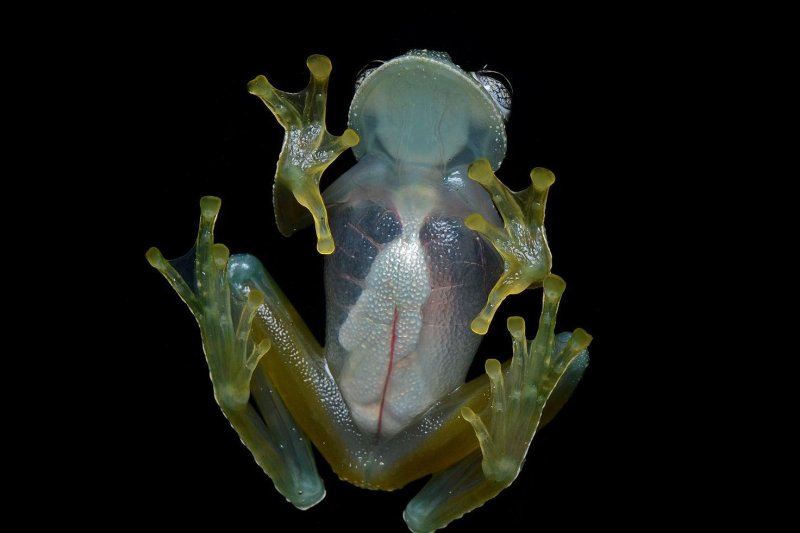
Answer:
147;50;591;532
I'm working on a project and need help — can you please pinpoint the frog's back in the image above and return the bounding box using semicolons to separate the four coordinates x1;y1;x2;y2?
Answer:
323;51;508;438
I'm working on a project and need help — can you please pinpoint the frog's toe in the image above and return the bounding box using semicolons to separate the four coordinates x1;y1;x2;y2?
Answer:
469;271;529;335
145;195;222;315
290;177;336;255
146;246;199;313
247;75;298;130
306;53;332;81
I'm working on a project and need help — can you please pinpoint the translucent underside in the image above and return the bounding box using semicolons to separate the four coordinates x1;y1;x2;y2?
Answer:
324;154;502;437
322;52;512;438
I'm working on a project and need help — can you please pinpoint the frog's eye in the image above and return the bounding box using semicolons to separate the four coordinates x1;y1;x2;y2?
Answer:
471;70;513;121
355;60;385;91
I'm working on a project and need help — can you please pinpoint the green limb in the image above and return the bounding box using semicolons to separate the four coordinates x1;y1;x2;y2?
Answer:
462;275;591;481
404;452;503;533
248;55;359;255
147;196;324;509
465;159;556;334
404;274;591;532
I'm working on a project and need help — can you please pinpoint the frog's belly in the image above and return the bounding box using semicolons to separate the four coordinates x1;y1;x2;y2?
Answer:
325;201;498;438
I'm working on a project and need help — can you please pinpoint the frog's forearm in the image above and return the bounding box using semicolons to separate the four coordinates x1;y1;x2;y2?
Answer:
248;55;359;255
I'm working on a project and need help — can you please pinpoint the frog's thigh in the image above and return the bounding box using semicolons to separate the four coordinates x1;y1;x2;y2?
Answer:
228;254;365;479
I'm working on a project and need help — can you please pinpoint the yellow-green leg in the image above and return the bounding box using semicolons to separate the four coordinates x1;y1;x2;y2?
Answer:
147;197;325;509
403;275;591;532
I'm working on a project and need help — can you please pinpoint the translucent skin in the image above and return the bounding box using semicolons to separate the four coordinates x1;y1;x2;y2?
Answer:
324;156;502;437
324;52;509;437
148;50;591;532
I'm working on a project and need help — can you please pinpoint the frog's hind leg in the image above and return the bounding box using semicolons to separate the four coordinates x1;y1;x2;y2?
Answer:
402;275;591;532
147;196;325;509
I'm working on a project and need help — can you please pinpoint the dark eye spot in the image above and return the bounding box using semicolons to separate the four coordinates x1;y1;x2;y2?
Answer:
471;70;513;119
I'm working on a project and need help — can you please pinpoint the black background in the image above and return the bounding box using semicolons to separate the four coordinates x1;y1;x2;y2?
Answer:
120;18;675;532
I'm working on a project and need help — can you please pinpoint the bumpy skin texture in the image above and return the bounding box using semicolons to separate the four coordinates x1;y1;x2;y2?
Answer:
148;50;591;532
323;154;502;437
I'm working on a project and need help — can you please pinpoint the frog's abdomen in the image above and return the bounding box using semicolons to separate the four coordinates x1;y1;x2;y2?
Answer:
324;200;499;438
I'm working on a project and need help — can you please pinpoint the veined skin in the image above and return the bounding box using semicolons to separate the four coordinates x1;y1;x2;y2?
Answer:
148;50;591;532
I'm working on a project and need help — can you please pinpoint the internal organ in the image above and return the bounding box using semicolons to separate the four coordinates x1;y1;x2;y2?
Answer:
326;201;499;437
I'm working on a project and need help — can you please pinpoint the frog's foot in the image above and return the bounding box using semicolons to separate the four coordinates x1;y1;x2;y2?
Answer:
461;275;592;482
248;55;360;255
403;274;590;532
147;197;269;408
147;196;324;509
465;159;556;334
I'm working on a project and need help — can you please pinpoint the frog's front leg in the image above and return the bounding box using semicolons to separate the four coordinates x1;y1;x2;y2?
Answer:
465;159;556;334
248;55;359;254
147;197;325;509
403;276;591;533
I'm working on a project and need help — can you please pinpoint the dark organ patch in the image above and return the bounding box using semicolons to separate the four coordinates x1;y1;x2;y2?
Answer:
417;216;502;390
327;202;402;280
354;203;403;244
419;216;501;301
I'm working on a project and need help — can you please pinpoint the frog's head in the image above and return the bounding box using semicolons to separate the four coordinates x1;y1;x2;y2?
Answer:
349;50;510;170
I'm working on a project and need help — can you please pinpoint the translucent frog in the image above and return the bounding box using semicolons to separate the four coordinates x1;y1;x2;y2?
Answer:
147;50;591;532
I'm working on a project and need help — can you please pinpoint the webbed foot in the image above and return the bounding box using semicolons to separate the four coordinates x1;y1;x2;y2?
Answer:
147;196;269;409
465;159;556;334
461;275;592;482
147;197;324;509
248;55;359;254
403;275;590;532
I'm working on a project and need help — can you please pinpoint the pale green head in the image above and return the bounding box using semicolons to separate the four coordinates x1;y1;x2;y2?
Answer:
349;50;509;169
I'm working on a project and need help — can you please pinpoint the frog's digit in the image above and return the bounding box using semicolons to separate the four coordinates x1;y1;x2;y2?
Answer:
248;54;359;255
